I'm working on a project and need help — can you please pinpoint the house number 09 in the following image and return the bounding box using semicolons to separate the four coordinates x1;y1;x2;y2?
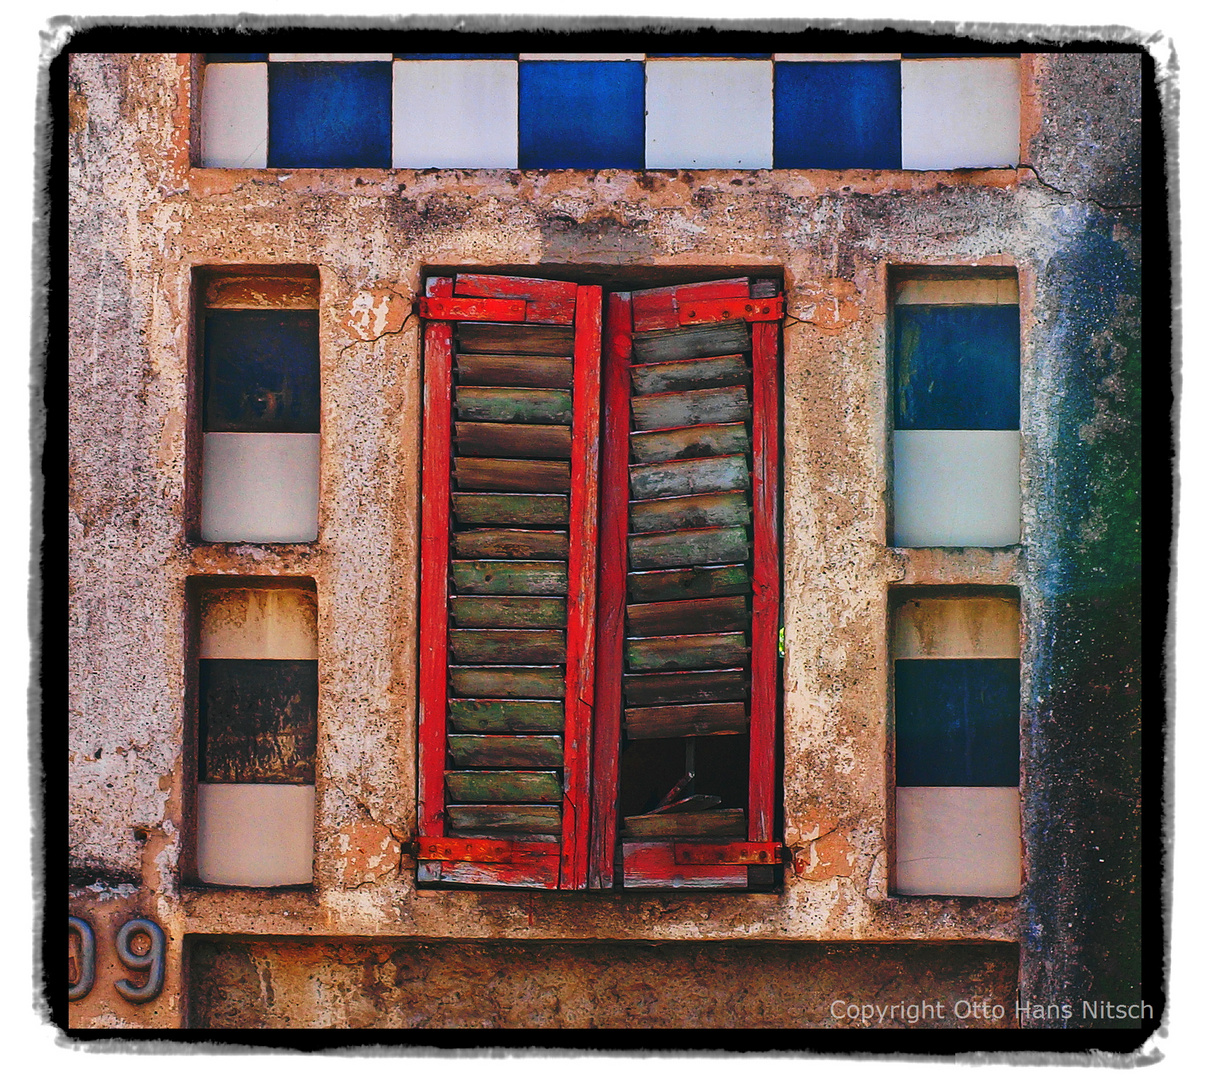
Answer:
69;916;166;1003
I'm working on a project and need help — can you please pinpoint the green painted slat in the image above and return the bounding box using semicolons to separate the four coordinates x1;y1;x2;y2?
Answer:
452;529;570;560
631;322;752;364
454;457;571;493
451;493;569;526
630;423;751;465
448;629;566;664
626;595;749;637
445;770;563;804
626;564;751;603
629;490;750;534
623;668;748;706
448;734;564;768
450;596;567;629
449;668;566;700
622;808;746;838
455;422;573;460
455;387;573;424
624;700;749;739
631;385;750;432
629;454;750;499
451;561;568;596
630;353;750;395
447;697;566;732
628;526;750;570
626;632;749;672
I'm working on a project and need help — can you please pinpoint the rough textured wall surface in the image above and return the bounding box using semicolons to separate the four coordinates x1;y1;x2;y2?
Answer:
65;49;1147;1031
188;938;1018;1029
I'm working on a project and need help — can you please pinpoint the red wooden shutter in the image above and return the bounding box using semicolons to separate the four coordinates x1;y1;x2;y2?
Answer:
590;278;783;889
417;274;601;888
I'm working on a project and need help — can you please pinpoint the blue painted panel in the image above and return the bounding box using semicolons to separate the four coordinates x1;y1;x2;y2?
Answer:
203;310;320;433
773;60;900;169
267;61;392;168
206;53;269;63
894;305;1020;430
648;53;771;57
393;53;516;59
895;658;1020;787
518;61;645;169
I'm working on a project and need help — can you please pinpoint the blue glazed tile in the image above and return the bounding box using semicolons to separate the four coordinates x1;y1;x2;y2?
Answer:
893;305;1020;430
207;53;269;63
518;60;644;169
203;310;320;433
267;61;392;168
895;658;1020;787
773;60;900;169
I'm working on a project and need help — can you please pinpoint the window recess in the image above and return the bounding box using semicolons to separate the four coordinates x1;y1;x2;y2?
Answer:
196;268;320;543
417;272;783;890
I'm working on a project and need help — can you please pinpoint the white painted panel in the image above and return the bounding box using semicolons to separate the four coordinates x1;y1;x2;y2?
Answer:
392;60;518;168
896;786;1021;896
197;784;315;886
901;58;1020;170
200;63;268;169
892;429;1020;547
268;53;393;62
202;433;320;543
200;586;318;660
645;60;773;169
892;595;1019;659
895;277;1019;305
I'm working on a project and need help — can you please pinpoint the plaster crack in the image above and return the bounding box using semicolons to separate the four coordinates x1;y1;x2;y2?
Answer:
1019;163;1142;213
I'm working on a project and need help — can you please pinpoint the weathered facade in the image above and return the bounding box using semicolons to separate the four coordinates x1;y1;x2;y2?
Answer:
63;32;1151;1040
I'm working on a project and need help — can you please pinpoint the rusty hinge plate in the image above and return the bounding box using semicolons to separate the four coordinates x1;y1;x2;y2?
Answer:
416;837;559;863
678;296;784;325
673;842;784;866
419;295;527;322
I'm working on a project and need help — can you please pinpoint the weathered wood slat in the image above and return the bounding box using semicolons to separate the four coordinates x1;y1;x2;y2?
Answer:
629;491;751;535
626;595;750;637
450;596;567;629
455;422;572;460
621;842;749;887
448;629;566;664
624;700;749;739
455;387;573;424
630;423;751;465
454;457;571;493
451;561;569;596
449;667;566;700
629;455;750;500
451;493;568;526
631;386;751;432
623;668;748;706
455;353;574;388
455;273;578;305
417;857;560;889
631;322;752;364
626;632;750;672
628;526;751;570
445;770;563;804
456;324;575;358
626;564;751;603
448;735;564;769
447;697;565;733
630;354;750;396
623;808;747;838
448;804;563;835
452;529;570;560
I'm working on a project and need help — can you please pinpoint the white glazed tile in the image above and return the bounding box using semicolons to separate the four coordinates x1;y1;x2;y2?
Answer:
268;53;393;63
200;63;268;169
645;60;773;169
201;432;320;543
200;585;318;660
518;53;644;61
896;786;1021;896
392;60;518;168
901;57;1020;170
197;783;315;885
892;595;1020;659
895;276;1019;305
892;429;1020;548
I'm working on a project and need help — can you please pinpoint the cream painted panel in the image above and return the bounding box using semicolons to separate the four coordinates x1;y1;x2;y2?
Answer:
201;433;320;543
392;60;519;168
892;429;1020;548
197;784;315;886
901;58;1020;170
894;278;1019;305
896;786;1021;896
200;63;268;169
199;586;318;660
892;595;1019;659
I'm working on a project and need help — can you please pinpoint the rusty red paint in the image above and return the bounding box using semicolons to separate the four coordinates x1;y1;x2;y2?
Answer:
622;842;748;888
678;295;784;325
417;837;558;863
673;841;782;865
455;273;578;304
419;295;527;322
632;279;750;332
